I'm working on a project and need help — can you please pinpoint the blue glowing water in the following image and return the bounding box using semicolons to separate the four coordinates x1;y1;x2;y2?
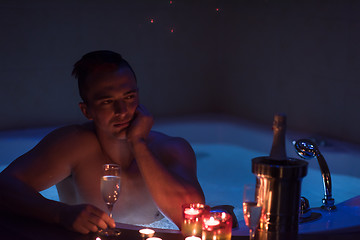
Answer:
1;122;360;232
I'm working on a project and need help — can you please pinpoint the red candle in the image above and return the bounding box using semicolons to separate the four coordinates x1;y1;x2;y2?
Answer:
202;212;232;240
181;203;210;238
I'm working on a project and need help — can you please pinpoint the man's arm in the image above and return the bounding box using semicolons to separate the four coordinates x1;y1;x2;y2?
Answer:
127;105;205;228
0;126;115;234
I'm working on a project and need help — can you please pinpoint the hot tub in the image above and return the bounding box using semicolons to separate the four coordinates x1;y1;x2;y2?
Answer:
1;115;359;234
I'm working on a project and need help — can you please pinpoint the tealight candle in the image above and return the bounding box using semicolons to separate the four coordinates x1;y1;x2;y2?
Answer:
147;237;162;240
184;208;201;216
202;212;232;240
181;203;210;238
139;228;155;238
185;236;201;240
204;217;220;226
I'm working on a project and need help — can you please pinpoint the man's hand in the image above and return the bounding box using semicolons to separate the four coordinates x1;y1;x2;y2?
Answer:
126;104;154;143
59;204;115;234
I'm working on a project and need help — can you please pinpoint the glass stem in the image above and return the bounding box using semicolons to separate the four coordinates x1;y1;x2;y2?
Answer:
249;228;255;240
107;203;114;218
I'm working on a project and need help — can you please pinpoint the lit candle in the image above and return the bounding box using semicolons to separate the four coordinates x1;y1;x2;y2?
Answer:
139;228;155;238
182;203;210;237
184;207;201;216
202;212;232;240
147;237;162;240
185;236;201;240
204;217;220;226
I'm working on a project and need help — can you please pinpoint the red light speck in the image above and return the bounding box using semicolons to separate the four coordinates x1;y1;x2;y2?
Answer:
150;19;154;23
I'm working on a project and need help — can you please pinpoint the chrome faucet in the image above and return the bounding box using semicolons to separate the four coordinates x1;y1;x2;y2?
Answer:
293;139;336;211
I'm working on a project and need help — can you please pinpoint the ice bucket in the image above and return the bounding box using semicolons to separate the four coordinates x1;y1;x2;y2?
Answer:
252;157;308;240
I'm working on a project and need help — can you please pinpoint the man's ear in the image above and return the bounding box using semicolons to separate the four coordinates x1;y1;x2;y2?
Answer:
79;102;93;120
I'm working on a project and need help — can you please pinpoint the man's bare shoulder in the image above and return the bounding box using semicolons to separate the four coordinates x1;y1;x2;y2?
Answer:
29;122;100;161
43;122;97;144
1;122;101;191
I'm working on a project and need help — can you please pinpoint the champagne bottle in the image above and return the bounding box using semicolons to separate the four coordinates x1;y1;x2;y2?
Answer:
269;113;287;160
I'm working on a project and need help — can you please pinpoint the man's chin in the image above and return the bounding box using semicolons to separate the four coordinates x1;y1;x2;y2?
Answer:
112;129;128;140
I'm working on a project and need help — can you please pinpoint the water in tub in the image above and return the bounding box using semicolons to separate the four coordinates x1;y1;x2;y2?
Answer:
1;122;360;232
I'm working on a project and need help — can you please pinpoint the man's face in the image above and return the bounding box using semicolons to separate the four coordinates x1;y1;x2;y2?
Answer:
80;66;139;140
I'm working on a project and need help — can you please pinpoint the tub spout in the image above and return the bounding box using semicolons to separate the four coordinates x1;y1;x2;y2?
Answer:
293;139;336;211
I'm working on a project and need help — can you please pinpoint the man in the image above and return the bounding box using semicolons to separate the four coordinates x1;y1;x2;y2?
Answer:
0;50;205;234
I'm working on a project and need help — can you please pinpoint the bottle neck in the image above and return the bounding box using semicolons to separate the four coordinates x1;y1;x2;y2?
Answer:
269;114;287;160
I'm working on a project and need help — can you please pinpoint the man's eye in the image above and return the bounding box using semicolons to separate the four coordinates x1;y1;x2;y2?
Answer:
125;95;135;100
101;100;113;105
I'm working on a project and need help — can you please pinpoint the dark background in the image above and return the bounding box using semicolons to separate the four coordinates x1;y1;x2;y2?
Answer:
1;0;359;144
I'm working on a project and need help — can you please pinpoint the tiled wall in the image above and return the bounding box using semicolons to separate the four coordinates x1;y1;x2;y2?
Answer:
217;1;360;144
0;1;359;144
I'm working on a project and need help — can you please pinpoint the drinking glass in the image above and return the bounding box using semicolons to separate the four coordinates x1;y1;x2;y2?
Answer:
243;184;262;240
98;163;121;236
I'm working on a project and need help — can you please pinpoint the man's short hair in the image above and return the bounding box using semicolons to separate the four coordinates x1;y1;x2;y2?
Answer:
72;50;136;102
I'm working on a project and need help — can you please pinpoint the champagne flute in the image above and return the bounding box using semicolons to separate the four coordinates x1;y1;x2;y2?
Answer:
99;163;121;236
243;184;262;240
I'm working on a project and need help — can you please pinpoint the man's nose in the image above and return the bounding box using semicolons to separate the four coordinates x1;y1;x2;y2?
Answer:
114;100;127;115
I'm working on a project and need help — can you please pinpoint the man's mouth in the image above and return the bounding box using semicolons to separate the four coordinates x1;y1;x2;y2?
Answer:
113;121;130;128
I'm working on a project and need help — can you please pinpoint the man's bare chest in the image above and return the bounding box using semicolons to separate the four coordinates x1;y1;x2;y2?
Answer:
68;155;160;223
